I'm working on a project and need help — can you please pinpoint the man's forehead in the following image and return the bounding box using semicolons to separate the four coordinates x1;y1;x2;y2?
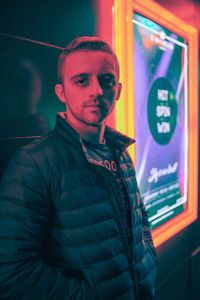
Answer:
63;50;118;75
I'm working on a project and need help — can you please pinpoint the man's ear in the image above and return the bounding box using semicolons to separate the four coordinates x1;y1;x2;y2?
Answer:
55;84;66;103
116;82;122;101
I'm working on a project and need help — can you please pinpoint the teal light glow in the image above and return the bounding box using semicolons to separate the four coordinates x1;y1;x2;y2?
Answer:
144;19;154;28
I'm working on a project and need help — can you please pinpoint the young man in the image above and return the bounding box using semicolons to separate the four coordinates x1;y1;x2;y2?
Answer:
0;37;157;300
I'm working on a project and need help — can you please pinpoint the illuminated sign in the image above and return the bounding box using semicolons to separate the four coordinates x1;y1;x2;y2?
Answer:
97;0;198;247
133;12;188;231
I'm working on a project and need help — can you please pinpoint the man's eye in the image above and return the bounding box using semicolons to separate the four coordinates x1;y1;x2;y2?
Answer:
99;76;116;88
74;78;89;86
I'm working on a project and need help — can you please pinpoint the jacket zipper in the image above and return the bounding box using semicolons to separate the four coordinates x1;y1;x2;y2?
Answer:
118;165;140;300
87;160;139;300
114;147;140;300
105;172;134;271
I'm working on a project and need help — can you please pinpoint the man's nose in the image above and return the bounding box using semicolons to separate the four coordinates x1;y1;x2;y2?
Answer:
90;78;103;97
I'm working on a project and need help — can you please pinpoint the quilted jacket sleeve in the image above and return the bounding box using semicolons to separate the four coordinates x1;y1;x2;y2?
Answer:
0;149;94;300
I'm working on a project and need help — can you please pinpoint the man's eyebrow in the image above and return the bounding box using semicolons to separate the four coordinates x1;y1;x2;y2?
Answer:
71;73;90;80
99;72;115;77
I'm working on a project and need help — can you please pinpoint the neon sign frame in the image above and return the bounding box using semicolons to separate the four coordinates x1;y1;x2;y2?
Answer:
97;0;198;247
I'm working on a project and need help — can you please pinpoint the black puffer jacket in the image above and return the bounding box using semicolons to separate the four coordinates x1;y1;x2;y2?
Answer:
0;114;157;300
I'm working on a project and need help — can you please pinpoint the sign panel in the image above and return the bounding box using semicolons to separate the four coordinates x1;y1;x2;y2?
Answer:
97;0;198;247
133;12;188;230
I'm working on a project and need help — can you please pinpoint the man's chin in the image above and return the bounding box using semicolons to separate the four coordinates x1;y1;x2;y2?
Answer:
83;120;107;128
83;115;107;126
84;120;105;127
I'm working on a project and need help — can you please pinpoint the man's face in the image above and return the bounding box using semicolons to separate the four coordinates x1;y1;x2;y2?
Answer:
56;50;121;127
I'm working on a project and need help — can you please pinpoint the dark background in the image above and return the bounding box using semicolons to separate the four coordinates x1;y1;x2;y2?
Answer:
0;0;97;129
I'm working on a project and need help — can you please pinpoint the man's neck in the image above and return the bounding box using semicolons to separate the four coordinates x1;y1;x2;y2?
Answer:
64;112;106;144
79;124;106;144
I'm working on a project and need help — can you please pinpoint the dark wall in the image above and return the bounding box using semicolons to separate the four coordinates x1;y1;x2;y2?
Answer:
155;220;200;300
0;0;97;175
0;0;97;130
0;0;97;46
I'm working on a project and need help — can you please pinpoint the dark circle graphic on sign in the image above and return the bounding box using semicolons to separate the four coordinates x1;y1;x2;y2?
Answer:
147;77;177;145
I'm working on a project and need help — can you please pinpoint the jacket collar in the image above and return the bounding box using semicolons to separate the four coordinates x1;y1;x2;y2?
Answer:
55;112;135;153
104;126;135;154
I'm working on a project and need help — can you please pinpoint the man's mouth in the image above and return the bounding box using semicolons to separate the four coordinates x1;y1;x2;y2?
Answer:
85;103;105;108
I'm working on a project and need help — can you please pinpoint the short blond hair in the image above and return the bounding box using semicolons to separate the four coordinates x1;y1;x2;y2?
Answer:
57;36;120;83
